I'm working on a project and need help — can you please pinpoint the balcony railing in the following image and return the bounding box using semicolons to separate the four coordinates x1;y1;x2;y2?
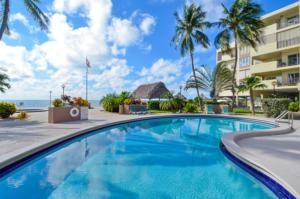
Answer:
278;17;299;29
277;79;300;87
277;60;300;68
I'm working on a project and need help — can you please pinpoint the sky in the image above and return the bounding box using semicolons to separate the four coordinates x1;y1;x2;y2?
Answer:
0;0;298;100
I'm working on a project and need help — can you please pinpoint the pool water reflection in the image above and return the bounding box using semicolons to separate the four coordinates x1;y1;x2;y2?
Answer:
0;117;276;199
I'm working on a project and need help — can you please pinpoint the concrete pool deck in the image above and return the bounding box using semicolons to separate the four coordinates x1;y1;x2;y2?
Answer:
0;109;299;197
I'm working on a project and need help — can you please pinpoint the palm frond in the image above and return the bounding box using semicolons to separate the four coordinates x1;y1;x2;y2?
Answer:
23;0;49;30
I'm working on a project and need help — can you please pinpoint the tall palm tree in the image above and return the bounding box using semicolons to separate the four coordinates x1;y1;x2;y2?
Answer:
0;72;10;93
0;0;49;40
214;0;264;107
185;62;233;99
238;76;266;114
172;3;210;106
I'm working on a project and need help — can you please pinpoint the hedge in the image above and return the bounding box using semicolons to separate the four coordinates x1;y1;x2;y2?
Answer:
148;100;160;110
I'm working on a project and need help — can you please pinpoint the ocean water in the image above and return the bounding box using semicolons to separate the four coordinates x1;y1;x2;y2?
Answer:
0;100;100;109
0;117;277;199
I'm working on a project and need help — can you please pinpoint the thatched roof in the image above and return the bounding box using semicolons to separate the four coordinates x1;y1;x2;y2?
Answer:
132;82;170;99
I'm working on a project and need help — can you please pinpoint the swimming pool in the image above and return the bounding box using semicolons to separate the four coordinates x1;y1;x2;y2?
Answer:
0;116;278;198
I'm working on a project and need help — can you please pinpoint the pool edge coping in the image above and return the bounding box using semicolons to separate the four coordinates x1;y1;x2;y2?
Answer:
0;113;297;198
221;121;298;198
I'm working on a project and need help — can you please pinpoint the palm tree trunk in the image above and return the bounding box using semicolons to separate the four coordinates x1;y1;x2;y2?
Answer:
0;0;10;40
190;51;201;107
250;88;255;115
231;38;238;108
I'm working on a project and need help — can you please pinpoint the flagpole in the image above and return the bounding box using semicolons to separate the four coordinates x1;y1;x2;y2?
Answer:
86;63;88;101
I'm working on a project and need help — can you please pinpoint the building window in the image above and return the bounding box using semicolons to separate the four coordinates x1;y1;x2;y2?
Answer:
288;54;299;66
239;57;250;68
287;15;299;26
288;73;300;84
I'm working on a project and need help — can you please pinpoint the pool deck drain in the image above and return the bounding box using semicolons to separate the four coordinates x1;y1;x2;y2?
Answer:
0;109;299;197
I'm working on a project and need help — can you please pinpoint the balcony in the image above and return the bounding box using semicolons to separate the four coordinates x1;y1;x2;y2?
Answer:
251;60;300;75
251;61;277;74
257;79;299;91
277;16;299;30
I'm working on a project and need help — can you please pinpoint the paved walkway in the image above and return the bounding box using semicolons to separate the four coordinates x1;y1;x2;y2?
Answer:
238;120;300;195
0;110;299;195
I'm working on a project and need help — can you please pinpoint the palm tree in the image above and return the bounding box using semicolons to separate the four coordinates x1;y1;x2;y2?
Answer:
0;72;10;93
214;0;264;107
238;76;266;114
172;3;210;107
185;62;233;99
0;0;49;40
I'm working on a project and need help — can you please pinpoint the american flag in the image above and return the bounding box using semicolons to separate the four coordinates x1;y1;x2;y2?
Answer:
86;57;91;68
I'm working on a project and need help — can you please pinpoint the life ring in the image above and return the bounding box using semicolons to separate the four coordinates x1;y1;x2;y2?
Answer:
70;107;80;117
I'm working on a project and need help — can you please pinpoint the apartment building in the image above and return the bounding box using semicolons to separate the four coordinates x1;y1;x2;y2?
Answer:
217;2;300;107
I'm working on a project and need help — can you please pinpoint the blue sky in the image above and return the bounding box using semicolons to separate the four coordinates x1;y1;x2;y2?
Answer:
0;0;298;100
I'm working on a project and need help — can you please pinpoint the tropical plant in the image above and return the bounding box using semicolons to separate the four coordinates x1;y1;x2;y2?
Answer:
0;72;10;93
238;76;266;114
16;111;28;120
288;102;299;112
163;91;174;101
124;98;132;105
159;101;173;111
172;3;211;107
183;102;198;113
0;0;49;40
262;98;291;118
185;62;233;99
100;94;119;112
52;99;63;107
215;0;264;107
118;91;130;104
0;102;16;118
73;97;89;107
148;100;160;110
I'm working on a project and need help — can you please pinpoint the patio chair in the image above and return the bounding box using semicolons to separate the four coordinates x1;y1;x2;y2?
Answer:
140;105;148;114
129;105;137;114
222;105;229;114
206;104;214;114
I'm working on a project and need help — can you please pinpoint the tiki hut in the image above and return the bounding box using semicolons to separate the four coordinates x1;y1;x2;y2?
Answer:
132;82;170;100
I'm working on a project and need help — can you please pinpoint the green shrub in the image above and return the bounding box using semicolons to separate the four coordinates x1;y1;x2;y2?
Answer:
53;99;63;107
100;94;119;112
183;102;198;113
124;98;132;105
172;98;186;110
118;91;130;104
0;102;17;118
233;108;252;114
262;98;291;117
159;101;173;111
148;100;160;110
288;102;299;112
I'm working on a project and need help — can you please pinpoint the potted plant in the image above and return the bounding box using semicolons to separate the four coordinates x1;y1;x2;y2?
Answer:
49;97;88;123
73;97;89;120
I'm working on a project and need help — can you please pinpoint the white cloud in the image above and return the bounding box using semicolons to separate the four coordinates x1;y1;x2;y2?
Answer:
137;58;186;86
0;0;158;100
7;30;20;40
108;17;140;47
10;13;29;26
140;15;156;35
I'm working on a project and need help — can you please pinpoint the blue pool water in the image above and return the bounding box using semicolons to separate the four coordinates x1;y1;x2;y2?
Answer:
0;117;277;199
